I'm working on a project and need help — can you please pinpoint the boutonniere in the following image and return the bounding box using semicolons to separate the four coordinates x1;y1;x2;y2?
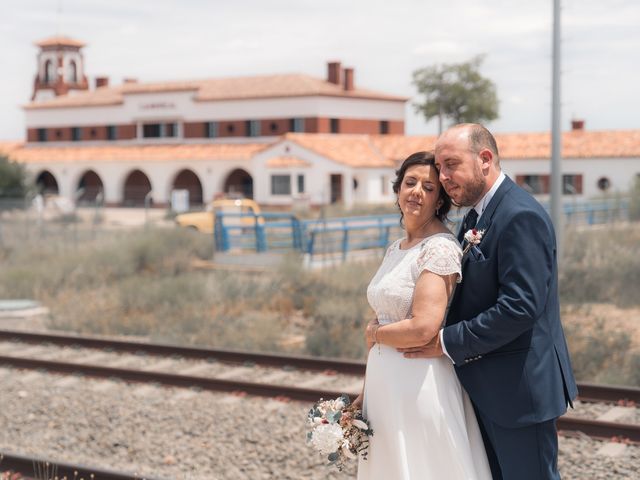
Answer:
463;228;485;255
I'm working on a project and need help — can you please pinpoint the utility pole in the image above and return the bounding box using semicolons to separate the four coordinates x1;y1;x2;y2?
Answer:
551;0;563;256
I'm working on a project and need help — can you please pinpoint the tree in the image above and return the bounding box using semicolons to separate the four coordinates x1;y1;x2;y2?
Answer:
0;155;31;201
412;55;499;133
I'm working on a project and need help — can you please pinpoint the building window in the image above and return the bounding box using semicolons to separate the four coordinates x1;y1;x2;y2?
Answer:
381;175;389;195
143;123;161;138
72;127;82;141
142;122;177;138
68;60;77;83
516;174;550;194
107;125;117;141
562;174;583;195
380;121;389;134
297;174;305;194
37;128;47;142
206;122;218;138
291;118;305;133
271;175;291;195
43;60;54;84
597;177;611;192
247;120;261;137
330;118;340;134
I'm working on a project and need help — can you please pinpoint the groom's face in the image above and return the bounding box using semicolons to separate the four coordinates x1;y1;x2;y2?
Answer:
434;130;486;207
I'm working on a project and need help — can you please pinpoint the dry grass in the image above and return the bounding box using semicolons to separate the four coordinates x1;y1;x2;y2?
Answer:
0;221;639;383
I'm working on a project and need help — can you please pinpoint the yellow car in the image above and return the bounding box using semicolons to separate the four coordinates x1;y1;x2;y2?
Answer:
174;198;262;234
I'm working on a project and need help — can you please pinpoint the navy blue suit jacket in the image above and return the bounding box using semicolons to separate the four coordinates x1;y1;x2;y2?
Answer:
443;176;578;428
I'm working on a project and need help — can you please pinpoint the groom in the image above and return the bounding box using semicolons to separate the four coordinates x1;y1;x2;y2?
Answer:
401;123;578;479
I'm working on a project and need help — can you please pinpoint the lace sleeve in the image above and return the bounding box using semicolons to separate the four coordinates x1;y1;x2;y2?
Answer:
416;235;462;283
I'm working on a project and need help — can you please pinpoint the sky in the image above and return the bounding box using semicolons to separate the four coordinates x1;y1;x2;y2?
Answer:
1;0;639;141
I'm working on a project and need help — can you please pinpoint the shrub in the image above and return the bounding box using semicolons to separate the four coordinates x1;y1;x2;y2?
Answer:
564;318;634;385
560;225;640;307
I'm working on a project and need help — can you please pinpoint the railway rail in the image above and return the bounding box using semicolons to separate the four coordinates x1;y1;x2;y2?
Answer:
0;329;639;444
0;451;164;480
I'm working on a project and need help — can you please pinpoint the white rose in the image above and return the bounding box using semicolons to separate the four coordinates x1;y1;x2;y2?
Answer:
311;423;344;455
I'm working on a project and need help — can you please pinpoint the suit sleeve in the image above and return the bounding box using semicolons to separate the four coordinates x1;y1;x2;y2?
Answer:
442;210;554;365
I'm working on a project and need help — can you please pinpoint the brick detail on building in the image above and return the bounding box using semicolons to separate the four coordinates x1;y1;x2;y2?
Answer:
27;117;403;142
27;124;137;143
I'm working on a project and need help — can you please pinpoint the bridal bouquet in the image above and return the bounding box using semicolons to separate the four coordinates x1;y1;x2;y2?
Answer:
306;394;373;471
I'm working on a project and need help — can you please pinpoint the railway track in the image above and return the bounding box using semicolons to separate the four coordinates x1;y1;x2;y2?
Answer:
0;451;164;480
0;329;639;443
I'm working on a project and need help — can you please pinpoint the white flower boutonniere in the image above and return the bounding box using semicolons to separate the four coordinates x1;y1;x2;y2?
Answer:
463;228;485;255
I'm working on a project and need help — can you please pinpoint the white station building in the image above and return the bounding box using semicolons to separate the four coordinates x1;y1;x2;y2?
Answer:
2;36;639;209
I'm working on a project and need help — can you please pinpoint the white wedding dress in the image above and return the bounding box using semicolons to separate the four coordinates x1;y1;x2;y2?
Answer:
357;233;491;480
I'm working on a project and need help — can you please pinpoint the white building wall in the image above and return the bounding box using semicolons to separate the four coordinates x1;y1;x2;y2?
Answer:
501;157;640;199
25;92;405;128
252;141;356;207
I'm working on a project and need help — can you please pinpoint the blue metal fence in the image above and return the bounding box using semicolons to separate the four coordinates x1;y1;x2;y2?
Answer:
214;199;631;257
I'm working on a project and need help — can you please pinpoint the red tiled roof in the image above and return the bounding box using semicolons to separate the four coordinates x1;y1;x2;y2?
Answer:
372;129;640;160
7;143;266;164
35;36;86;48
25;74;408;110
283;133;392;168
4;129;640;167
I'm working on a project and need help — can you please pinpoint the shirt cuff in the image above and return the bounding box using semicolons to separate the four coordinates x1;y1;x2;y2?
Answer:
439;329;454;364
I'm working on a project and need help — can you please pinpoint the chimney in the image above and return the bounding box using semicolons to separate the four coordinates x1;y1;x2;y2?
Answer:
95;76;109;88
123;77;139;84
571;119;585;131
327;61;342;85
343;67;354;91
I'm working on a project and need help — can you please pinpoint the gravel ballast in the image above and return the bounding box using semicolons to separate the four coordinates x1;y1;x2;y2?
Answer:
0;367;638;479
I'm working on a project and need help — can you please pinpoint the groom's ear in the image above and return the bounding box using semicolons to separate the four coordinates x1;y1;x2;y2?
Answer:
478;148;494;171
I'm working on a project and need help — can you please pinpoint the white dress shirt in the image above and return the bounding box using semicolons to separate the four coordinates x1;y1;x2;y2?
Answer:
439;172;506;363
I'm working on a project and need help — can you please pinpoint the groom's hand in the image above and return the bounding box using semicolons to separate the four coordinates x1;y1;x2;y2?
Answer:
397;335;443;358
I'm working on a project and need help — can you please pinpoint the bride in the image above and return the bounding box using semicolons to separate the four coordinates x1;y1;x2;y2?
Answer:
354;151;491;479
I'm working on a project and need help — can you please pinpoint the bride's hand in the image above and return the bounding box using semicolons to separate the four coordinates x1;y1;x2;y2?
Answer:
351;393;364;410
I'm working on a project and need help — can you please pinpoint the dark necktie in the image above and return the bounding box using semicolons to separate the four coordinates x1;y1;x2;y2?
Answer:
458;209;479;243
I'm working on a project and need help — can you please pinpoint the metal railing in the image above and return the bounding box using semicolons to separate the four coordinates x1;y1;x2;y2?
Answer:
213;199;632;258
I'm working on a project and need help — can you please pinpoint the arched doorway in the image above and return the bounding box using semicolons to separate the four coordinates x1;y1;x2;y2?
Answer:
77;170;104;204
123;170;152;206
36;170;59;195
224;168;253;198
172;169;203;206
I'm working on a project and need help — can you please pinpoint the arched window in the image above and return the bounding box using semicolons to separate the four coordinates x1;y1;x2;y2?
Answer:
68;60;77;83
44;59;54;84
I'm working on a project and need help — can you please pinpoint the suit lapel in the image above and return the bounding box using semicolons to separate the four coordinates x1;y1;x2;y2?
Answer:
460;175;515;269
475;175;515;232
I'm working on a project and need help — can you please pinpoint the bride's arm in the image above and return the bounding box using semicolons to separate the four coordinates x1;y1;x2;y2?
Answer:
366;271;456;349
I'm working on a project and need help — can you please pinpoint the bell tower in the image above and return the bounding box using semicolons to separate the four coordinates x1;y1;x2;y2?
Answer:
32;36;89;101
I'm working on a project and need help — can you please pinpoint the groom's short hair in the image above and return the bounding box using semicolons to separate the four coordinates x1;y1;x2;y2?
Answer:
468;124;499;159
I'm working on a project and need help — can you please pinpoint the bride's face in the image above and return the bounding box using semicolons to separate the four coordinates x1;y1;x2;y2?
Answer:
398;164;442;224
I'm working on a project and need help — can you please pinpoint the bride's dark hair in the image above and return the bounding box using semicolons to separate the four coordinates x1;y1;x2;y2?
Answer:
392;151;452;225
